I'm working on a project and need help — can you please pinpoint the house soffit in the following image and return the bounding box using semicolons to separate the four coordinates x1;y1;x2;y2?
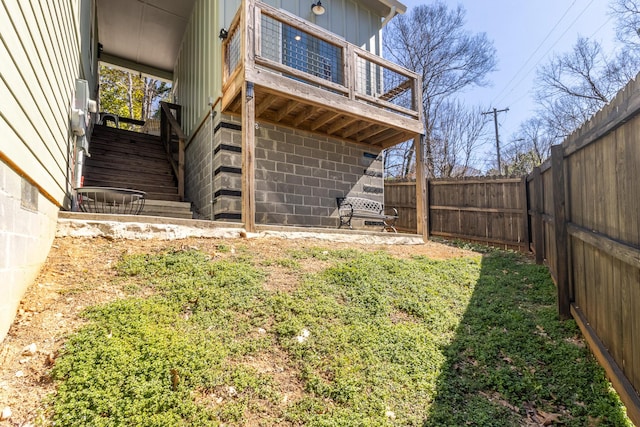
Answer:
96;0;196;77
359;0;407;17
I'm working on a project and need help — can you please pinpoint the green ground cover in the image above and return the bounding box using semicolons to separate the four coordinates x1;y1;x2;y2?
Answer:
48;243;629;426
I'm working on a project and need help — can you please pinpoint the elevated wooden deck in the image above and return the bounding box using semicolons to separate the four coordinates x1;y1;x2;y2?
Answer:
221;0;427;236
222;0;424;149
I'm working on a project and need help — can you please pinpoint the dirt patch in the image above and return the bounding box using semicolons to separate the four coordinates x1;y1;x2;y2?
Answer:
0;235;473;426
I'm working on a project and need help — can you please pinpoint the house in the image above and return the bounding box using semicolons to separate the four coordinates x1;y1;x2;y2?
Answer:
0;0;425;341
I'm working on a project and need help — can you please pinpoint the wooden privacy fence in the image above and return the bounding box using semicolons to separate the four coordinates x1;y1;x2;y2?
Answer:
385;75;640;424
385;177;529;250
527;77;640;425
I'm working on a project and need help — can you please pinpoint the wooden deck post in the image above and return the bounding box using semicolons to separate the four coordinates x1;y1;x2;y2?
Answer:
241;0;256;232
414;136;428;241
551;145;571;319
241;81;256;232
532;167;544;264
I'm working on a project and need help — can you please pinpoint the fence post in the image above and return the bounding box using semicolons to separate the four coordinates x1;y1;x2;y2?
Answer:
532;167;544;264
551;145;571;319
520;176;530;252
415;136;428;241
425;178;430;239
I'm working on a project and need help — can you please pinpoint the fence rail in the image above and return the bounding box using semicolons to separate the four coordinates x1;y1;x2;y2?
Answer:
385;74;640;425
385;177;529;250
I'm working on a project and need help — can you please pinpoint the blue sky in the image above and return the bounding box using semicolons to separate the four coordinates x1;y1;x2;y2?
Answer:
399;0;618;167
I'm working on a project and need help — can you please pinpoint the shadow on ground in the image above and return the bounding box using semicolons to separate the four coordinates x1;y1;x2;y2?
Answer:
423;250;629;426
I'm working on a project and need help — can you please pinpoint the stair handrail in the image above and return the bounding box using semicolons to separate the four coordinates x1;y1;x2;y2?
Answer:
160;101;186;200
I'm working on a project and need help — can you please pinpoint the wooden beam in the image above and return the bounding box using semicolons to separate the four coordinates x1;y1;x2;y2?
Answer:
357;125;387;141
327;116;357;135
379;79;412;102
247;69;424;134
178;137;185;200
568;223;640;269
345;44;356;100
342;121;367;139
354;92;419;119
430;231;528;249
255;57;349;95
292;106;311;127
256;96;277;116
229;96;242;114
242;1;256;233
380;131;415;149
430;177;523;185
221;68;244;111
430;205;527;215
276;100;299;121
415;136;428;241
368;129;400;146
0;151;61;208
552;144;570;319
242;81;256;232
311;111;339;130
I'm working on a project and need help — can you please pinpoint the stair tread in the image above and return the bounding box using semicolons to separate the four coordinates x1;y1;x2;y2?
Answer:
84;125;186;213
145;199;192;208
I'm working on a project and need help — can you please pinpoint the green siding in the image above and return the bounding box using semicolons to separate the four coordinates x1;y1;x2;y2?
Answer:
261;0;383;53
175;0;385;136
174;0;216;135
0;0;97;204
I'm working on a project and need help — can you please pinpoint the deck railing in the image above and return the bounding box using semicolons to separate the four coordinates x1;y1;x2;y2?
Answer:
223;0;420;120
159;102;185;200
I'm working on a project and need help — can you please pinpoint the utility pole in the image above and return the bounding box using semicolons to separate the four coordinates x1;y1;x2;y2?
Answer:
482;107;509;174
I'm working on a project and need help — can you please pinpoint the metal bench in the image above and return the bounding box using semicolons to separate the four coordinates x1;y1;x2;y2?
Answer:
336;197;398;233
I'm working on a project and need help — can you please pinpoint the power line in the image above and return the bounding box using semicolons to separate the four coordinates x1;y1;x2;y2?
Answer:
482;107;509;173
490;0;578;106
493;0;598;108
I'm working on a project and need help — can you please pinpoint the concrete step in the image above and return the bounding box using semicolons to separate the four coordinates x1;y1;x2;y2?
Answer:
141;199;193;219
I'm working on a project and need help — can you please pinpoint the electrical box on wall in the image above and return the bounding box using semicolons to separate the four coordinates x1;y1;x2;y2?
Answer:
70;79;97;136
70;79;98;203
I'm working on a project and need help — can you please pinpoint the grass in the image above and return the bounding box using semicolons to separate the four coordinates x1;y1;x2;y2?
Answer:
48;244;630;426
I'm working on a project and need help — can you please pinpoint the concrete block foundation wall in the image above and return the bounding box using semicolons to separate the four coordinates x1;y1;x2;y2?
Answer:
185;114;385;228
0;160;58;340
212;116;243;222
254;123;384;228
184;115;215;219
184;114;243;221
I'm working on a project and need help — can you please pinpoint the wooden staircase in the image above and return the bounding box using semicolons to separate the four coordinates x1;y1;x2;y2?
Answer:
83;125;193;219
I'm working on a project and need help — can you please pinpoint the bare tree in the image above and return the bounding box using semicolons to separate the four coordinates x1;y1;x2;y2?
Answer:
608;0;640;86
501;118;554;175
384;144;415;180
431;101;487;177
610;0;640;49
534;37;618;138
384;2;497;178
